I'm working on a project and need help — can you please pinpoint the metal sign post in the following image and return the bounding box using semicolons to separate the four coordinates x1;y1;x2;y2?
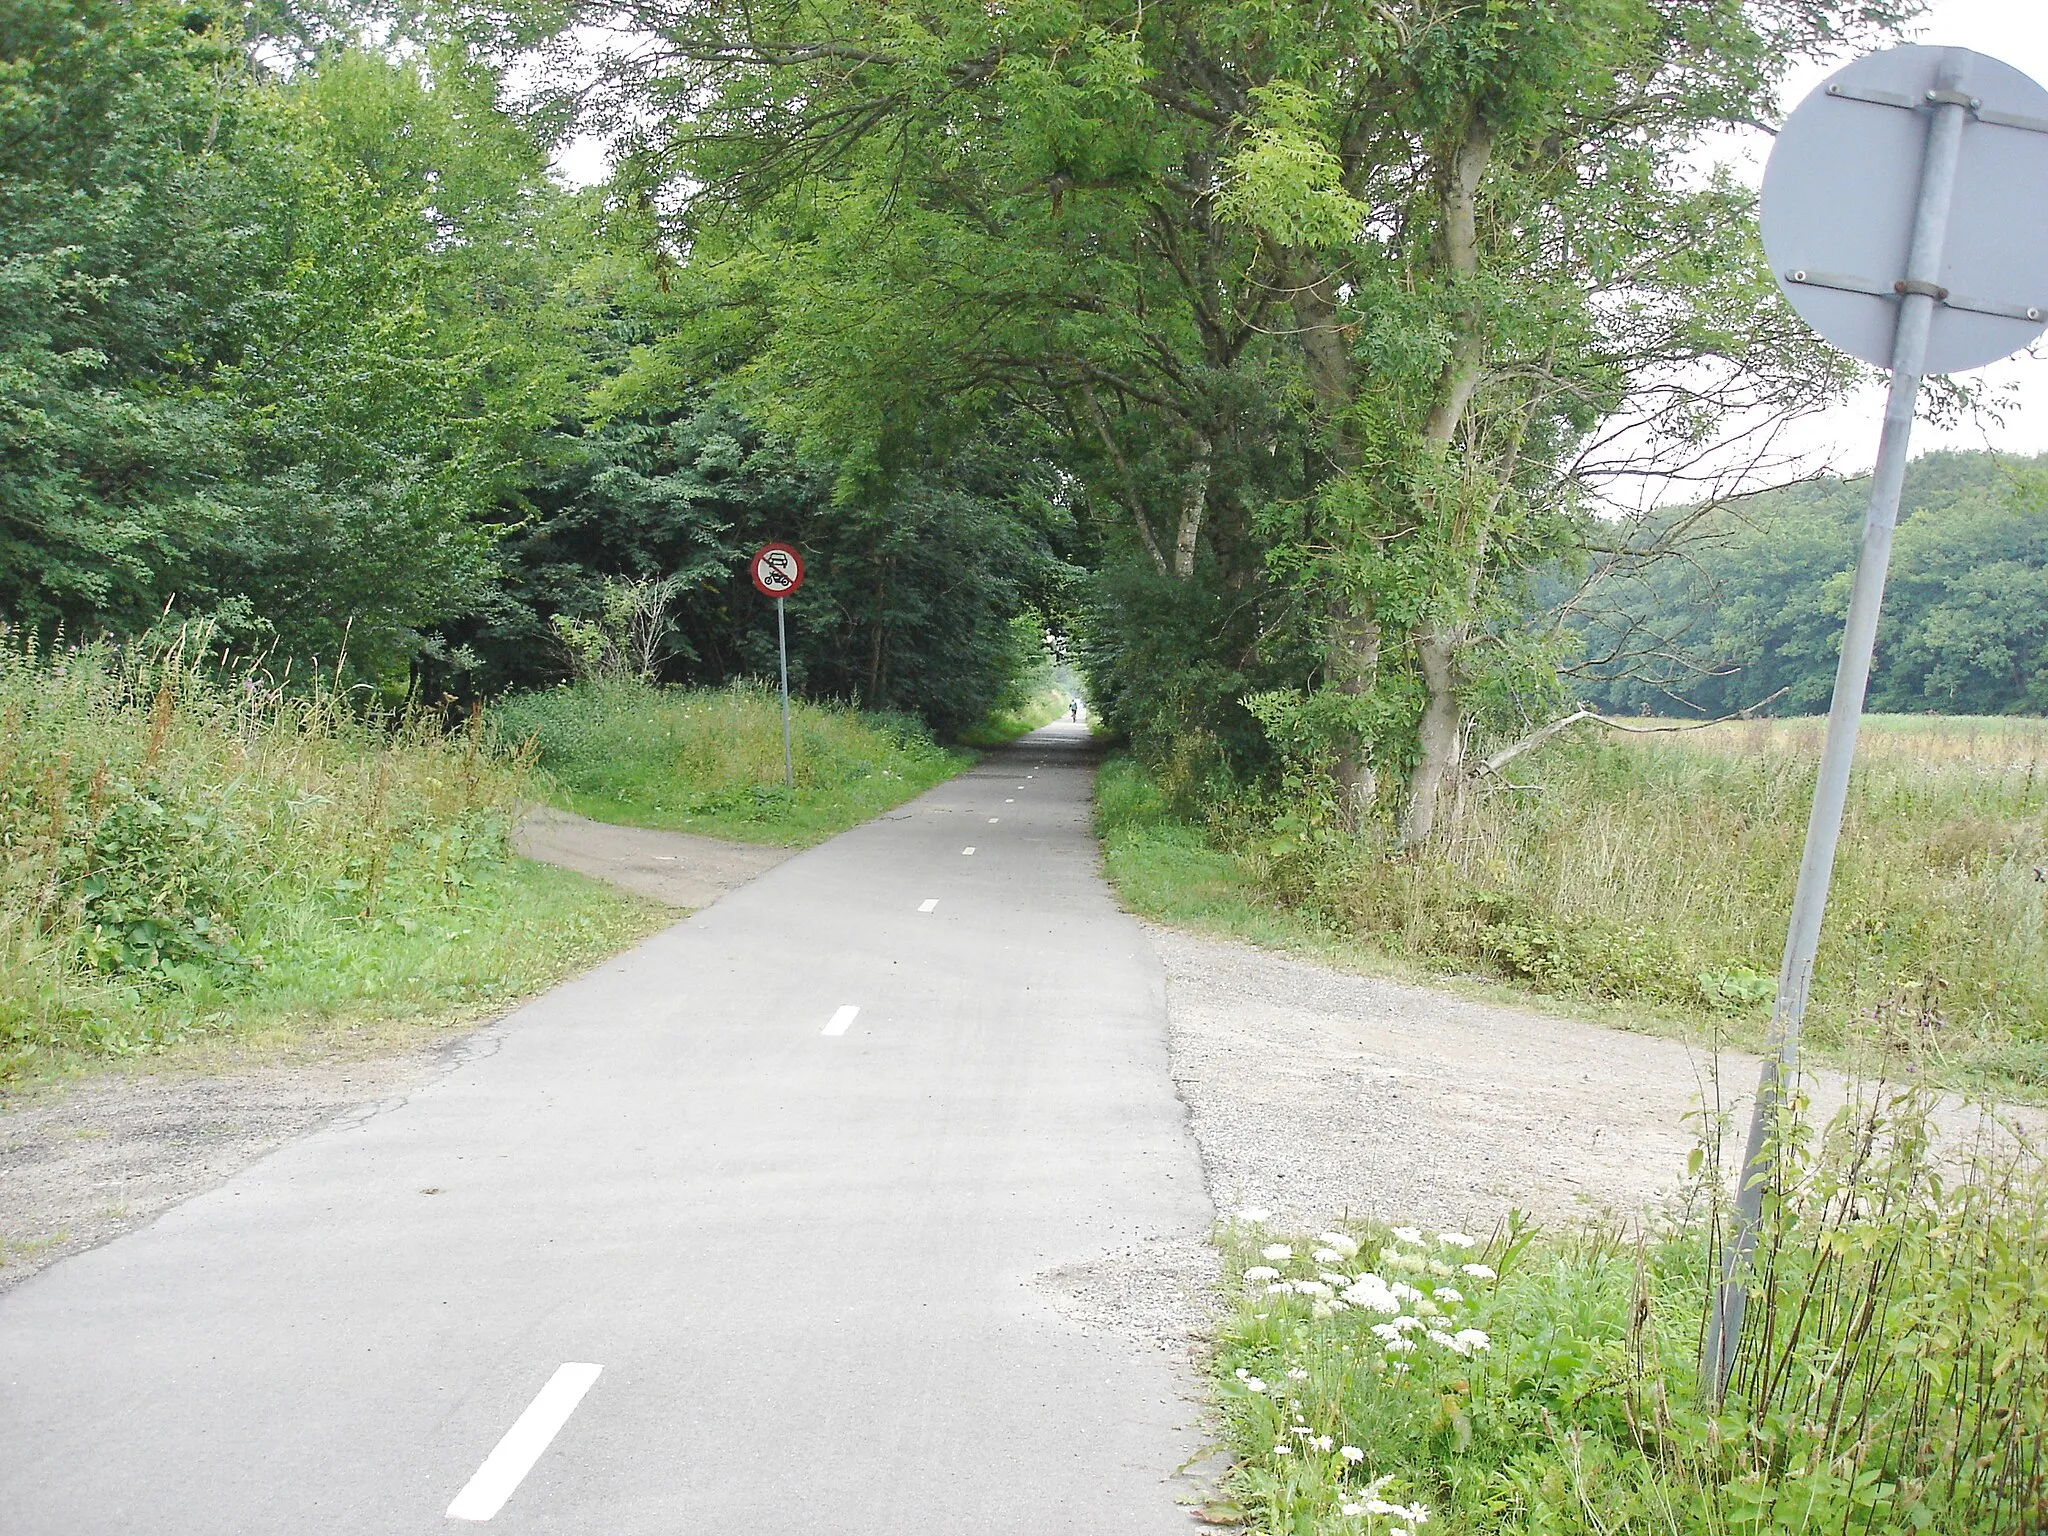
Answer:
749;543;806;791
1704;44;2048;1401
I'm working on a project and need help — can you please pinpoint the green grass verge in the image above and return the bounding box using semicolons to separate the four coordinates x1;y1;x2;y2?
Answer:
2;635;671;1081
1095;735;2048;1100
1208;1085;2046;1534
491;678;971;846
954;687;1069;748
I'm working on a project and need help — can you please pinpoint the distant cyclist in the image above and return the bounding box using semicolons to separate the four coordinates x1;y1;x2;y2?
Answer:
1068;698;1078;722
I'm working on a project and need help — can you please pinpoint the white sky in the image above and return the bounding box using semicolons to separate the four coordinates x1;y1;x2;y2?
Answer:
547;1;2048;477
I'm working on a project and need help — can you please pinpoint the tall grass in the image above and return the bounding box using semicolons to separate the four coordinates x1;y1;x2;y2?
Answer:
1;632;653;1076
492;678;969;845
1115;716;2048;1093
1209;1086;2048;1534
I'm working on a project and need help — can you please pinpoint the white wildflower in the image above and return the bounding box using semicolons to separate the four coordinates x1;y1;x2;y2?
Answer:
1436;1231;1475;1249
1461;1263;1497;1280
1427;1329;1468;1354
1454;1328;1492;1353
1392;1314;1427;1332
1340;1445;1365;1463
1273;1443;1292;1455
1311;1301;1334;1318
1265;1282;1295;1296
1312;1434;1334;1453
1242;1266;1280;1283
1385;1337;1417;1354
1341;1279;1401;1314
1319;1271;1351;1286
1286;1367;1309;1381
1234;1367;1250;1379
1317;1232;1361;1259
1243;1375;1267;1393
1389;1281;1424;1302
1294;1280;1334;1300
1427;1260;1453;1277
1341;1505;1363;1518
1261;1244;1293;1262
1291;1424;1314;1436
1313;1248;1343;1265
1435;1287;1464;1304
1391;1226;1425;1245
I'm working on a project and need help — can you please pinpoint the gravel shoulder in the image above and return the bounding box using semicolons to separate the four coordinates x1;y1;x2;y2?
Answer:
0;812;775;1293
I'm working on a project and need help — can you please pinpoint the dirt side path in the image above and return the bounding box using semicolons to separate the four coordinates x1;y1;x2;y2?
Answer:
511;806;790;907
1154;925;1749;1235
0;813;780;1294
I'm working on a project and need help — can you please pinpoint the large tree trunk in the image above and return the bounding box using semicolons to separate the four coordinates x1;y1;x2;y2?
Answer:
1398;118;1496;847
1399;630;1464;846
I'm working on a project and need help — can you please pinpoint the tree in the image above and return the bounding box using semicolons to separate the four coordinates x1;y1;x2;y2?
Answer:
537;0;1900;837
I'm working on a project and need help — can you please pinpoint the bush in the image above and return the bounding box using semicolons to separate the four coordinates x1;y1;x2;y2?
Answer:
0;628;557;1072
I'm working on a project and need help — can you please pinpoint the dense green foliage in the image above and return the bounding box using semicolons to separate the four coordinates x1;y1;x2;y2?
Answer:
0;0;1064;728
1099;715;2048;1094
1212;1087;2048;1534
1577;452;2048;718
0;633;657;1076
549;0;1900;842
492;678;970;845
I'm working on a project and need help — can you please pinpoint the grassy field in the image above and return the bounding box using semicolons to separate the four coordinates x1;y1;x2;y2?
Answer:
492;678;972;845
1101;714;2048;1096
1;636;663;1081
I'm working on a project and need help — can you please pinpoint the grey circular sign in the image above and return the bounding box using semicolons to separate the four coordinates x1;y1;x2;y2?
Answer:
1762;44;2048;374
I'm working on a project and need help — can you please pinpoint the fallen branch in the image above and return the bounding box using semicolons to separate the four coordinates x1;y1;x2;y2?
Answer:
1479;688;1791;777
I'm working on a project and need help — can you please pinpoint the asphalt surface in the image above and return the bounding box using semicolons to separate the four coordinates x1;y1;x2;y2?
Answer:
0;723;1214;1534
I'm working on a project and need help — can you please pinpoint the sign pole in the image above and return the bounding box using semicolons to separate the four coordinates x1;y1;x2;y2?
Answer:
776;595;793;790
1702;72;1973;1403
748;542;806;792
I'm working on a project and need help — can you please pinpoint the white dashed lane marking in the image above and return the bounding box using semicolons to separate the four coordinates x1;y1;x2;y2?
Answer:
918;899;938;913
446;1362;602;1522
962;846;976;855
822;1006;860;1037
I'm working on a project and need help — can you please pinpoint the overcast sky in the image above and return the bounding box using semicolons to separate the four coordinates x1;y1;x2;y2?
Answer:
550;1;2048;478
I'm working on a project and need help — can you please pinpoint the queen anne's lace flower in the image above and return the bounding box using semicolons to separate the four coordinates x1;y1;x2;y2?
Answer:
1436;1231;1475;1249
1261;1244;1293;1262
1460;1262;1497;1280
1454;1328;1492;1353
1241;1266;1280;1283
1391;1226;1426;1245
1317;1232;1361;1259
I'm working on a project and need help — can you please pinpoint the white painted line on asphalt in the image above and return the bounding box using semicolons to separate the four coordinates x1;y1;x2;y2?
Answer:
446;1362;602;1522
1005;798;1014;803
962;846;976;855
988;817;999;824
823;1005;860;1037
918;898;938;913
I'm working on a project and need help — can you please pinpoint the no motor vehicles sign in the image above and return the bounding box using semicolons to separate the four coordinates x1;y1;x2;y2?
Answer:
750;543;804;597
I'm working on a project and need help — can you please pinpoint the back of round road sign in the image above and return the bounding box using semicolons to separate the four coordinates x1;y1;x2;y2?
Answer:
750;542;804;597
1762;44;2048;374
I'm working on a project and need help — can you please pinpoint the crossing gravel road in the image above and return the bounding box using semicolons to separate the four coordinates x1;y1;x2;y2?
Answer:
0;723;1215;1534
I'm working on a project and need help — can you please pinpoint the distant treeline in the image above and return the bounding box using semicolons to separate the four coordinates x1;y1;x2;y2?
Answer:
1573;451;2048;718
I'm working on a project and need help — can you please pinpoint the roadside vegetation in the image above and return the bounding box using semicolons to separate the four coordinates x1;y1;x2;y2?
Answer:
493;679;971;846
1208;1086;2046;1535
0;635;662;1081
1101;715;2048;1098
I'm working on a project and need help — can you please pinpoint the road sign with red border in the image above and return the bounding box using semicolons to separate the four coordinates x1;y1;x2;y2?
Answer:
749;542;804;597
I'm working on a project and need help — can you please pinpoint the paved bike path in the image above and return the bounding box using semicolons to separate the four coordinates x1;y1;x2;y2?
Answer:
0;724;1213;1534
